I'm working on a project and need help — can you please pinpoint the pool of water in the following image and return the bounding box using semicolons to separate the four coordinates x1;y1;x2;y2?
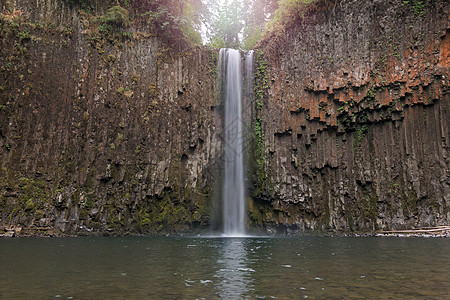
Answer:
0;236;449;299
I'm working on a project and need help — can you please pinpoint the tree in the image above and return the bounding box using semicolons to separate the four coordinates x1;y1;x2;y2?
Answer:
203;0;280;49
241;0;279;50
139;0;206;45
203;0;245;48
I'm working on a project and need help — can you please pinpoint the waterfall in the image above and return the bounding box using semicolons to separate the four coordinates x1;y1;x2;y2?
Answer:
220;48;246;237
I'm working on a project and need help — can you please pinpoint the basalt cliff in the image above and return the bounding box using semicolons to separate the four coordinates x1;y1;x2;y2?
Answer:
250;0;450;233
0;0;449;236
0;0;221;235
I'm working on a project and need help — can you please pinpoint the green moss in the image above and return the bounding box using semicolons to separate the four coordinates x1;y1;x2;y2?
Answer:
254;50;268;106
18;30;30;41
356;124;369;142
402;0;426;16
361;194;377;224
402;190;419;216
209;51;219;78
248;197;267;226
248;50;272;199
131;186;211;233
0;177;54;220
107;54;116;62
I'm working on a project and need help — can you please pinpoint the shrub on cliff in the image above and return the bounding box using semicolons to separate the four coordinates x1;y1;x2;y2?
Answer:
256;0;336;56
270;0;337;28
141;0;204;46
102;5;130;28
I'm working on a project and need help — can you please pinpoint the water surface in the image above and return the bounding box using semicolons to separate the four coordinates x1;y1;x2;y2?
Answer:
0;237;449;299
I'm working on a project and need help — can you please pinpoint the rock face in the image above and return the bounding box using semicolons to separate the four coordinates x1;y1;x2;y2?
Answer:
250;0;450;233
0;0;221;235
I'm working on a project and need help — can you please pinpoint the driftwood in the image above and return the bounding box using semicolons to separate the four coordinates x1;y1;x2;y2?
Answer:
376;226;450;236
21;227;53;231
1;225;56;237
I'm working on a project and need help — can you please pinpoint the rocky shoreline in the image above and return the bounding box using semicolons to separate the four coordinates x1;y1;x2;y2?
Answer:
2;224;449;238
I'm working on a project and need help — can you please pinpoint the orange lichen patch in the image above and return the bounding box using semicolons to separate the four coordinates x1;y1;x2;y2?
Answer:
185;90;189;105
311;95;322;120
289;98;298;112
331;114;338;127
431;83;440;100
439;30;450;67
346;89;355;103
408;91;420;105
319;109;326;122
0;9;24;22
380;89;390;107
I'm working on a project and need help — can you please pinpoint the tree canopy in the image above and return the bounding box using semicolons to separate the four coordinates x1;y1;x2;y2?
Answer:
66;0;334;49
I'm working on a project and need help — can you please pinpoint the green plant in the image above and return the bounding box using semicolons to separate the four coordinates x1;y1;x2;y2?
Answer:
95;5;130;40
393;45;400;58
9;21;19;34
68;0;94;13
102;5;130;28
412;1;425;16
269;0;336;30
402;0;425;16
208;52;218;77
254;51;268;109
65;26;73;35
253;117;266;184
122;31;132;39
98;23;113;37
366;88;375;99
357;124;369;142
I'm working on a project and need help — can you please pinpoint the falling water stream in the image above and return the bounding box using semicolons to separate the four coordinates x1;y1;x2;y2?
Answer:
219;48;253;237
221;48;245;236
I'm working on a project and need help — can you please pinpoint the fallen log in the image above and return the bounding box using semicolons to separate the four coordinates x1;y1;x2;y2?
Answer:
378;226;450;234
376;226;450;236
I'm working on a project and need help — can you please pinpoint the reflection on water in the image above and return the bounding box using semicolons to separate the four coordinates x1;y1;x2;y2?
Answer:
215;239;252;299
0;237;449;299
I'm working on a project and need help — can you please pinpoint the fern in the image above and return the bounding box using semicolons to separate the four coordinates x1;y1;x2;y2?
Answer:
104;5;130;28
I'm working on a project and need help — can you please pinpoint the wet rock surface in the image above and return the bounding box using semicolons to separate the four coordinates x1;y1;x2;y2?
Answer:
0;0;222;235
250;0;450;234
